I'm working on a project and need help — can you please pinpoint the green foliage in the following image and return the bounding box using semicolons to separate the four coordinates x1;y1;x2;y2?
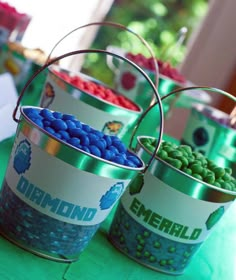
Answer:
82;0;208;84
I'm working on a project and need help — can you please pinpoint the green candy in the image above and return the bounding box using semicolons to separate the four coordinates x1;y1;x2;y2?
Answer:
162;145;175;153
213;167;226;179
190;163;203;174
143;139;235;191
214;181;221;188
204;174;215;184
221;182;233;191
157;149;168;159
145;143;155;153
142;137;155;146
177;147;189;157
181;167;192;175
179;156;189;167
180;145;192;155
165;157;182;169
168;150;183;158
192;151;204;159
222;172;232;182
192;173;203;180
201;168;208;178
224;167;232;175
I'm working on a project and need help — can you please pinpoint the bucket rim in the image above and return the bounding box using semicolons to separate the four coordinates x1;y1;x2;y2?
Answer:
19;106;146;176
47;64;143;114
192;103;236;132
136;136;236;202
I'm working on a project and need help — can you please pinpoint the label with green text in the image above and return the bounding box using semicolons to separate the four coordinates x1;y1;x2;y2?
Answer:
121;171;233;244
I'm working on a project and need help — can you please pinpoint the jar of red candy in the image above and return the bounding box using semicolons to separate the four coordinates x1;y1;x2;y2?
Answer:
39;65;143;144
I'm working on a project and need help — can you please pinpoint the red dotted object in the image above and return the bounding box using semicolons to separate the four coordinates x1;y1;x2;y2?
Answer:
120;71;137;90
53;70;140;112
126;52;186;84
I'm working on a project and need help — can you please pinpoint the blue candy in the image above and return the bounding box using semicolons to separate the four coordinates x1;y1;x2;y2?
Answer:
112;140;126;153
109;145;119;155
79;134;90;146
103;135;112;147
62;113;76;121
102;149;114;161
69;128;86;138
40;109;55;121
65;119;77;130
89;145;102;157
112;155;125;165
58;130;70;140
67;137;81;148
53;111;63;119
44;126;55;134
23;108;142;168
51;119;68;131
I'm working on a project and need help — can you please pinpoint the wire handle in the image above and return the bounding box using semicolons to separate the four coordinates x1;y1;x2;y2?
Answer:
46;21;159;90
13;49;164;174
137;86;236;136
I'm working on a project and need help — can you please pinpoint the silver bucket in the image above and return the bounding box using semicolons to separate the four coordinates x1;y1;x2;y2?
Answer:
108;135;236;274
0;48;164;262
0;105;145;262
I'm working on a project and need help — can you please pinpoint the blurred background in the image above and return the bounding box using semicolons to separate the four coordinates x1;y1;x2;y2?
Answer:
1;0;236;138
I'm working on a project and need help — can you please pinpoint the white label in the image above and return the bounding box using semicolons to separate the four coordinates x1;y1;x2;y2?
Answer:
5;132;131;225
121;171;233;244
182;110;216;156
115;63;154;110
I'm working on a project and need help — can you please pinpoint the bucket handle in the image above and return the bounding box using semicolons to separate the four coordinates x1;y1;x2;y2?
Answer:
12;49;164;174
46;21;159;90
130;85;236;150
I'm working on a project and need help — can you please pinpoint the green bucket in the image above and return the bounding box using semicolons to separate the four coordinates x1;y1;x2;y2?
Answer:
108;136;236;274
0;105;146;262
0;48;164;262
181;104;236;176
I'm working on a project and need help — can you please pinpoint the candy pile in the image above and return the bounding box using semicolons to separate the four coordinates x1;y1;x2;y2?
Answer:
142;138;236;191
23;107;143;168
53;70;140;111
201;108;236;130
125;52;186;84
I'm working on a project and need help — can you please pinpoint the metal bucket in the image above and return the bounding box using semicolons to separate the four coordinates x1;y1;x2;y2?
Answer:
115;60;180;110
107;47;212;110
39;64;142;141
108;135;236;275
0;105;145;262
0;48;164;262
181;104;236;177
38;21;159;145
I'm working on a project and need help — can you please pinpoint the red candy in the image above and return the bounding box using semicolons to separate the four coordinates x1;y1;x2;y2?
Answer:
53;70;140;112
125;52;186;84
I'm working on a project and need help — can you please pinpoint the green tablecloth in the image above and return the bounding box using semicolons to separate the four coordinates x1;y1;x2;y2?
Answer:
0;136;236;280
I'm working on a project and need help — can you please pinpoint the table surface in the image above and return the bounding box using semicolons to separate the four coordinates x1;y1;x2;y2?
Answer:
0;136;236;280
